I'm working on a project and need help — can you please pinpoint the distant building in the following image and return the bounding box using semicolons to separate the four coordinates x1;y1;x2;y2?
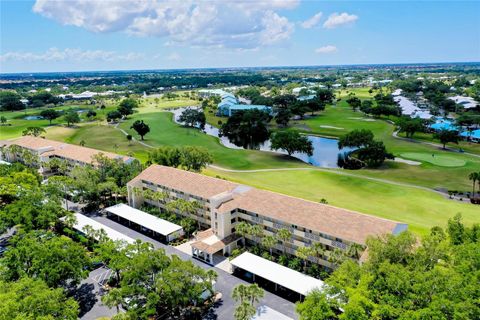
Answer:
0;136;135;175
198;89;271;117
297;95;316;101
448;95;479;109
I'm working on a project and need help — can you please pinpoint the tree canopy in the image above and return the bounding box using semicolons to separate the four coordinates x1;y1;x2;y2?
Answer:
271;130;313;156
219;109;271;149
148;145;213;172
130;120;150;140
297;214;480;320
0;277;79;320
179;108;206;130
338;129;392;168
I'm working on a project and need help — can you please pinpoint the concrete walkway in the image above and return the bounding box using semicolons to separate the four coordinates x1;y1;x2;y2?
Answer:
90;215;298;320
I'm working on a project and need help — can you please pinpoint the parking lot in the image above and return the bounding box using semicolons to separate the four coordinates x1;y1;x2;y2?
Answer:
79;213;298;320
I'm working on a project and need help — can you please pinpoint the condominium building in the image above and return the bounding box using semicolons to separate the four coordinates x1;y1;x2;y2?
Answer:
0;136;135;174
127;165;408;266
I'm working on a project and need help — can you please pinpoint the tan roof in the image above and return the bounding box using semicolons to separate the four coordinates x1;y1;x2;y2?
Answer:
217;188;404;245
191;233;241;254
1;136;131;164
129;165;406;245
128;164;239;199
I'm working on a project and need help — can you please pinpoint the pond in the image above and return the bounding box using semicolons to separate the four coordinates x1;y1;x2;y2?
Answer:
171;108;350;168
24;115;43;120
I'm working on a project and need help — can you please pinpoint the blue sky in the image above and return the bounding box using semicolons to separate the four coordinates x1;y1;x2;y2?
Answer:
1;0;479;73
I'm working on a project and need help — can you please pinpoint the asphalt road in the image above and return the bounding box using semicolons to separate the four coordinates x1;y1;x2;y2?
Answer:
86;214;298;320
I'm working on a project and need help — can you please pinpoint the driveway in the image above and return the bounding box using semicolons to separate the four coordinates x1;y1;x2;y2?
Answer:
89;215;298;320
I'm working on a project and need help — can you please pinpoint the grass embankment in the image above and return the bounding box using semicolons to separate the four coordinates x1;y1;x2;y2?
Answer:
204;168;479;235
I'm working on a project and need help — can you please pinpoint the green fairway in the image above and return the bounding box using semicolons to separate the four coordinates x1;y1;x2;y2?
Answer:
205;168;480;235
45;123;150;162
291;90;480;192
401;152;467;167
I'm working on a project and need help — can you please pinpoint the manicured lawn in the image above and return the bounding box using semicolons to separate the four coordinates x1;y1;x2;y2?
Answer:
204;168;480;235
292;95;480;192
400;152;466;167
139;97;198;111
119;111;308;170
46;123;150;162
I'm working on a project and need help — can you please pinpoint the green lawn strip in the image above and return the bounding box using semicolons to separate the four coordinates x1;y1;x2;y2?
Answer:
118;111;308;170
204;168;480;235
400;152;466;167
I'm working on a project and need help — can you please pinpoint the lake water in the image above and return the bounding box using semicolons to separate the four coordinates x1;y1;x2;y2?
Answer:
171;108;349;168
24;115;43;120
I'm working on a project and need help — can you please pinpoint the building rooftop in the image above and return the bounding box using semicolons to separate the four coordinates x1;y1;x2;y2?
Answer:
131;165;407;244
217;187;405;245
1;136;133;165
128;164;239;199
105;203;183;236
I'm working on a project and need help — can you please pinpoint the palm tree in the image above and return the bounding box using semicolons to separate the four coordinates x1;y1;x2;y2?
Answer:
262;235;277;256
249;224;264;244
347;243;364;259
311;242;325;263
235;222;251;248
232;284;264;320
234;301;256;320
469;172;480;197
296;246;314;273
277;228;292;254
232;284;250;304
328;248;346;267
247;283;264;305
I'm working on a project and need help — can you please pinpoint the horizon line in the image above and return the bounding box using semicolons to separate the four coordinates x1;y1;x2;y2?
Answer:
1;61;479;77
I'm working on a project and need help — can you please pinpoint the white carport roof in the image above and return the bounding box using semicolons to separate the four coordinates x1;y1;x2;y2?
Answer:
105;203;183;236
230;252;324;296
71;213;135;244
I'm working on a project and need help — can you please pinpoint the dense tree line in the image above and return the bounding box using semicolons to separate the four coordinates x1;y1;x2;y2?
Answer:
296;214;480;320
147;145;213;171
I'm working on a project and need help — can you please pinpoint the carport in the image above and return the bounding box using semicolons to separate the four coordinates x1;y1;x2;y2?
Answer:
105;204;184;243
231;252;324;301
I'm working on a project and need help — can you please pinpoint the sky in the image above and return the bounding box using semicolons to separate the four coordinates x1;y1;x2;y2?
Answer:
1;0;479;73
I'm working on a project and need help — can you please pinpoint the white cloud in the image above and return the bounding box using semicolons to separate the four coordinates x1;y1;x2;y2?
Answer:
301;12;322;29
32;0;298;49
315;45;338;54
323;12;358;29
0;47;143;63
166;52;181;61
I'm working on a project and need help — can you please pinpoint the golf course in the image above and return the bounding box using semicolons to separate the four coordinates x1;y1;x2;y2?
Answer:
1;90;479;235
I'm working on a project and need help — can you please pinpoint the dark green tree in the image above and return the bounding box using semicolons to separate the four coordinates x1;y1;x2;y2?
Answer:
0;277;79;319
107;110;122;122
433;129;460;149
22;126;46;137
219;110;271;149
130;120;150;140
271;130;313;156
63;110;80;126
40;109;60;125
0;91;24;111
178;108;206;130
